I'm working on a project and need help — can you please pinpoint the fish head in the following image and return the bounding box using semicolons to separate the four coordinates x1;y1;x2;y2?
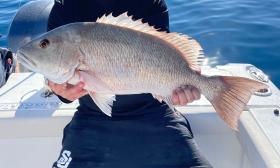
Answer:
16;25;82;84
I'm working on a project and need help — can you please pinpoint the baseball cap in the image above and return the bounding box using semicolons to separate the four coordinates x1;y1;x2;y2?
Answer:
7;0;54;53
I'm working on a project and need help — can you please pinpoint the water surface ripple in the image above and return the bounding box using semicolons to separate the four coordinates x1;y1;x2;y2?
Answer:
168;0;280;86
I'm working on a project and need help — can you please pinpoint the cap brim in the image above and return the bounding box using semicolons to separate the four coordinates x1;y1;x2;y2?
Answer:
7;0;54;53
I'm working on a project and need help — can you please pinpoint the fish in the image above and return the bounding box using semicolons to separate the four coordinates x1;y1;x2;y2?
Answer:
16;13;267;130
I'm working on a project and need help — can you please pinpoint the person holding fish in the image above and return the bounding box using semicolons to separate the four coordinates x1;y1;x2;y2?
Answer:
6;0;266;167
44;1;213;167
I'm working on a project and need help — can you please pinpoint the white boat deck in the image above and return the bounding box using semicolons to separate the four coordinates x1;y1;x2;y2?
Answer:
0;64;279;168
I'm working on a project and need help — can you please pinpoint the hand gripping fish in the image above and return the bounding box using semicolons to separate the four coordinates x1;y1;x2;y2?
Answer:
16;13;267;130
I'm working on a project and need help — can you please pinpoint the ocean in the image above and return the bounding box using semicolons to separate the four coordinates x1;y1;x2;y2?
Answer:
0;0;279;87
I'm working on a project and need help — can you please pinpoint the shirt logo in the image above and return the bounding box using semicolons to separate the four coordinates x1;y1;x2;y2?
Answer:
56;150;72;168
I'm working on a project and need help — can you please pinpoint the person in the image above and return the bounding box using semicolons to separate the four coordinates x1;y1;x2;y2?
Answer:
7;0;213;167
0;47;15;87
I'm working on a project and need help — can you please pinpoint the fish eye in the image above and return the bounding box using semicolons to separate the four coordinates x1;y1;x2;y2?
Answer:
39;39;50;49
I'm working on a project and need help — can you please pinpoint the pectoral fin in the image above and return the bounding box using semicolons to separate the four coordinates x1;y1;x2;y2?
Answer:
79;71;112;92
89;92;116;116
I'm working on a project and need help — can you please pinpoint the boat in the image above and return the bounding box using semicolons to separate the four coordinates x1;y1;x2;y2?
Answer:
1;0;280;168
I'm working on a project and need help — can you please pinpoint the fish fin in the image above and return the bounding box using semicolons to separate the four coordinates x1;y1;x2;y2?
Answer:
96;13;204;72
79;71;112;92
205;76;268;130
89;92;116;116
163;96;176;111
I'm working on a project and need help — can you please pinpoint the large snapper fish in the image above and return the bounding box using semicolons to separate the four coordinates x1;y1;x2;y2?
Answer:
17;13;267;130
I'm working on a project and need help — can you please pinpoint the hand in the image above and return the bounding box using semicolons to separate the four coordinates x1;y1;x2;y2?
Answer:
171;67;201;105
48;80;87;101
171;85;201;105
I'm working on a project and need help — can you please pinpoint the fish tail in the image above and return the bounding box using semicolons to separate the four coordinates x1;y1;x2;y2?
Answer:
204;76;268;130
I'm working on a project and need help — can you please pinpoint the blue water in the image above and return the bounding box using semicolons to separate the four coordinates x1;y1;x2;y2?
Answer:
0;0;279;86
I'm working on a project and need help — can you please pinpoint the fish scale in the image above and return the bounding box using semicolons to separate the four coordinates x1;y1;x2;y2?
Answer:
79;23;190;93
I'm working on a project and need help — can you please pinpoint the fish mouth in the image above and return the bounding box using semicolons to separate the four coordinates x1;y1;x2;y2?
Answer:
16;51;76;84
16;51;38;71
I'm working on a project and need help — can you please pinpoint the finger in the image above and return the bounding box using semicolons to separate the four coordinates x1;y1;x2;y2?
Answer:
67;90;88;101
62;82;86;101
47;80;64;89
182;85;194;103
171;90;180;105
66;82;85;95
47;80;58;92
47;80;54;87
48;81;67;93
74;89;88;99
177;87;188;105
190;86;201;100
196;68;201;74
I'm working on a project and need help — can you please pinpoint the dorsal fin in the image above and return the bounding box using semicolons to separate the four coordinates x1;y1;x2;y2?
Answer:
96;12;205;72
